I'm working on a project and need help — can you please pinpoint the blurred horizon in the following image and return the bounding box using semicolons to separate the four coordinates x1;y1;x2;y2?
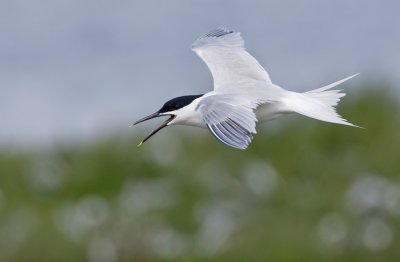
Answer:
1;2;400;261
1;88;400;261
1;0;400;146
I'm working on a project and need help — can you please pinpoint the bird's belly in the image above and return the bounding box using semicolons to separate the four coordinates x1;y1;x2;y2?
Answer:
255;102;289;123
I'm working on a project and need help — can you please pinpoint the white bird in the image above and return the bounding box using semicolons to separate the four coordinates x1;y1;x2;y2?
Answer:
132;28;359;150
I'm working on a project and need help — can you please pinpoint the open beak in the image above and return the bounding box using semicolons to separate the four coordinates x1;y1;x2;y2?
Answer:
130;112;176;147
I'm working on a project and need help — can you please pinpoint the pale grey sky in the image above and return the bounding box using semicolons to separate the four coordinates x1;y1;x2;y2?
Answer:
1;0;399;145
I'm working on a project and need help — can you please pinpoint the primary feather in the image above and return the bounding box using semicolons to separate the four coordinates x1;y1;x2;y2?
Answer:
192;27;273;90
196;94;260;149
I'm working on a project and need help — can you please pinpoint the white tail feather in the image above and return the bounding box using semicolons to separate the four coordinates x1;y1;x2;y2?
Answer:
285;74;360;127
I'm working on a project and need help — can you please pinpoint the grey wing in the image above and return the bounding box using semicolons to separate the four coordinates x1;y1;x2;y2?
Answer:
192;27;272;90
196;95;258;150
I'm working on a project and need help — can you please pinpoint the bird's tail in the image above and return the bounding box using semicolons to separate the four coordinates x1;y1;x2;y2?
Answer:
284;74;360;127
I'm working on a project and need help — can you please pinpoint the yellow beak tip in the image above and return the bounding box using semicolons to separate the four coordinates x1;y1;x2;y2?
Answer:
137;141;144;147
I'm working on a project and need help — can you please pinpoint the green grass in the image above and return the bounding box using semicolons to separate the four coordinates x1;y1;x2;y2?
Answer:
0;86;399;261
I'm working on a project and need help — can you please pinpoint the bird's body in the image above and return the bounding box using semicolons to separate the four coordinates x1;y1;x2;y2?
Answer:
133;28;359;149
171;86;286;128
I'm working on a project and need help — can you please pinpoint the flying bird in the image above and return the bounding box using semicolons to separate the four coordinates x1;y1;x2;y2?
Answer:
132;28;359;150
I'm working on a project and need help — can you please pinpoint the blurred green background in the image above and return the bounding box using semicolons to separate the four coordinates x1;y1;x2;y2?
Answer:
2;1;400;260
1;86;399;262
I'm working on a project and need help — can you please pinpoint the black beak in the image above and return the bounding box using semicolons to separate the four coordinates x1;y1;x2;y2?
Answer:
130;112;176;147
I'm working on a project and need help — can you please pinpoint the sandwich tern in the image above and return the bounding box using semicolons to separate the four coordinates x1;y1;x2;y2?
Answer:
132;28;359;150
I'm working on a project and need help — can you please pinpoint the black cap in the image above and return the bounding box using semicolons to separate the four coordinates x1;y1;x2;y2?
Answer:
158;94;203;113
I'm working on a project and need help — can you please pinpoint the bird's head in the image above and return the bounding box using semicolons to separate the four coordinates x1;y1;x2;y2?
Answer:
131;95;203;146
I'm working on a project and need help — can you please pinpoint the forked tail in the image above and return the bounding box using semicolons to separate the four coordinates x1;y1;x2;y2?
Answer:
285;74;360;127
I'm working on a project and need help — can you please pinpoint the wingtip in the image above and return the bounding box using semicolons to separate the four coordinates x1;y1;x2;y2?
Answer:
202;27;235;38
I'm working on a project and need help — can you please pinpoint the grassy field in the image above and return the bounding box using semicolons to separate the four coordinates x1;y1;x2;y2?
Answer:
0;86;399;261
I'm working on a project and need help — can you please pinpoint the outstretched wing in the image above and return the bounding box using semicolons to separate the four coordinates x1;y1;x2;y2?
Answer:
192;27;272;90
196;94;260;150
